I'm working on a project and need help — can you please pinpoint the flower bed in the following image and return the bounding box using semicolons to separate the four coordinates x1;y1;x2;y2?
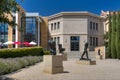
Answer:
0;56;42;75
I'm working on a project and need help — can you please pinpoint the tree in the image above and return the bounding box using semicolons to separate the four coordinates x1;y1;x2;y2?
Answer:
111;12;117;58
0;0;20;26
107;14;112;58
103;31;108;48
116;12;120;59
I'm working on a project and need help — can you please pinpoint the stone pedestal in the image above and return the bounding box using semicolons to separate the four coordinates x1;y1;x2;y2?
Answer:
96;55;103;60
61;54;67;61
76;60;96;65
43;55;64;74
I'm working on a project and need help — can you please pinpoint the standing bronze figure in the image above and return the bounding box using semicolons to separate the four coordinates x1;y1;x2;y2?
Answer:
80;42;90;60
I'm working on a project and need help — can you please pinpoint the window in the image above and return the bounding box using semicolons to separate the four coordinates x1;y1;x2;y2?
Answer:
54;23;56;30
54;37;56;43
57;37;60;44
93;22;95;30
90;37;92;46
57;22;60;29
51;23;53;31
70;36;80;51
96;37;98;46
93;37;95;46
96;23;98;31
90;21;92;29
21;17;38;43
0;23;8;43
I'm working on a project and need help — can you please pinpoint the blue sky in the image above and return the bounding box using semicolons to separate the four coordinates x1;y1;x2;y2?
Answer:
18;0;120;16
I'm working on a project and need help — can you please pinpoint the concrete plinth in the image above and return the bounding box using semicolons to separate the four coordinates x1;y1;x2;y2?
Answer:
76;60;96;65
62;54;67;61
96;55;103;60
43;55;64;74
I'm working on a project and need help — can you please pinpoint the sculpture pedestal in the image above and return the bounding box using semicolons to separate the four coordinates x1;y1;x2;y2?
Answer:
61;54;67;61
76;60;96;65
96;55;103;60
43;55;64;74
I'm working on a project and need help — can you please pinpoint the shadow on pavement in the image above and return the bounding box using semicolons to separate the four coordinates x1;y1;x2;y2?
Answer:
0;76;17;80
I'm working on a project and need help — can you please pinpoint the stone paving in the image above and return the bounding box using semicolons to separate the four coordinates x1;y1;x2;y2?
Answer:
6;59;120;80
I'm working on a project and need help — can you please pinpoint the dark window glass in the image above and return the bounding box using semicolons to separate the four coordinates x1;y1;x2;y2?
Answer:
96;37;98;46
93;37;95;46
96;23;98;31
70;36;79;51
54;37;56;42
57;37;60;44
51;23;53;31
90;21;92;29
93;22;95;30
0;23;8;43
90;37;92;46
54;23;56;30
57;22;60;29
21;17;38;43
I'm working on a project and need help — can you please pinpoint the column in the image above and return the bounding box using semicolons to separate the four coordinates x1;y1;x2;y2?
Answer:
37;18;40;46
15;12;18;48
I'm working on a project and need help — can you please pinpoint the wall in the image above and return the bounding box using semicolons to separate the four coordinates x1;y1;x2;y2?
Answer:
41;17;49;49
95;46;106;59
63;16;88;34
87;16;105;50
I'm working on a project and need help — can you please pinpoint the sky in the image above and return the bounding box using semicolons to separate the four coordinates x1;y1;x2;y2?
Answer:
17;0;120;16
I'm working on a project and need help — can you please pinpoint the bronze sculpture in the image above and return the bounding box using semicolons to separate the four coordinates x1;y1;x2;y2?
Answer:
80;42;90;60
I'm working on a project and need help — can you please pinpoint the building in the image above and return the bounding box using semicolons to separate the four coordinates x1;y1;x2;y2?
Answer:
101;10;109;33
48;12;105;52
0;6;48;49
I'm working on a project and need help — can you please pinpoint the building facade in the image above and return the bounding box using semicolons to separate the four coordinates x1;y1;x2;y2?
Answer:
48;12;105;52
0;6;49;48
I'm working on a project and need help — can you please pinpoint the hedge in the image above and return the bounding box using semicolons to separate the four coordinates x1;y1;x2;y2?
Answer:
0;56;42;75
43;51;51;55
0;47;44;58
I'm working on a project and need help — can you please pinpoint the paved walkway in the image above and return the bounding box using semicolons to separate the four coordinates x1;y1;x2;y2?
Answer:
6;59;120;80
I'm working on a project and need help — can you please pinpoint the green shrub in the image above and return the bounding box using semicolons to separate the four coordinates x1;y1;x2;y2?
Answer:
0;47;44;58
44;51;51;55
0;56;42;75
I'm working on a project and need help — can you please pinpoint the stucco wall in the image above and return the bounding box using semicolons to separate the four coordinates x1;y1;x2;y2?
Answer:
41;17;49;48
63;17;88;34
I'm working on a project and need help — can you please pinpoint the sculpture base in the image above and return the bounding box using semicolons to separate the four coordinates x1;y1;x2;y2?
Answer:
96;55;103;60
43;55;64;74
61;54;67;61
76;60;96;65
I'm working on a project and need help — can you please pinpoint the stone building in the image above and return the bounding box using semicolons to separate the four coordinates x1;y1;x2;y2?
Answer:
48;12;105;52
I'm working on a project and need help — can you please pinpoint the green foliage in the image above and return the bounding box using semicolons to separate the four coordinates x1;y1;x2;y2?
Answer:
0;0;19;26
111;12;117;58
104;32;108;48
107;12;120;59
44;51;51;55
0;56;42;75
108;14;112;58
0;47;44;58
116;12;120;59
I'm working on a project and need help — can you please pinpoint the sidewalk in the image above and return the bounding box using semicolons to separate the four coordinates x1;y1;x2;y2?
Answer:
6;59;120;80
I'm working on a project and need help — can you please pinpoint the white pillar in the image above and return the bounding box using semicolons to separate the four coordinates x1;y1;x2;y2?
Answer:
15;12;18;48
38;18;40;46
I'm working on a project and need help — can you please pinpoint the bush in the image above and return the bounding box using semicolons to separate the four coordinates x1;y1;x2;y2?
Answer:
44;51;51;55
0;56;42;75
0;47;44;58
